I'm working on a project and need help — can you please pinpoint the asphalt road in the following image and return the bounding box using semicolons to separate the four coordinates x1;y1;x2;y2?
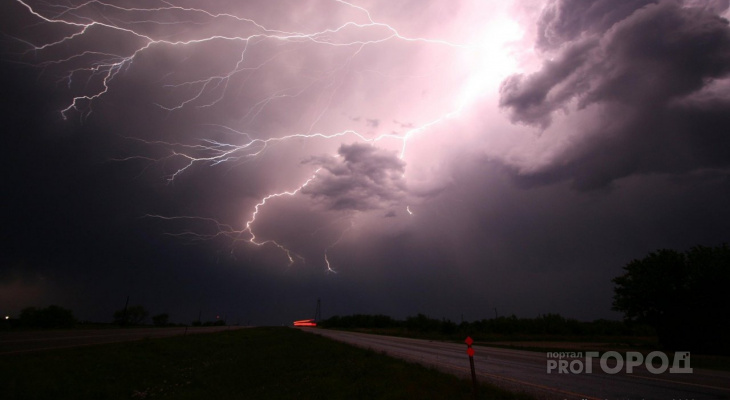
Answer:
306;329;730;400
0;326;242;355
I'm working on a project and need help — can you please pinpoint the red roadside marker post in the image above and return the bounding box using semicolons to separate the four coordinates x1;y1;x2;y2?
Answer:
465;336;478;399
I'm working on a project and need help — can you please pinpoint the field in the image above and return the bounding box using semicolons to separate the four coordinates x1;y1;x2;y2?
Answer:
0;327;531;400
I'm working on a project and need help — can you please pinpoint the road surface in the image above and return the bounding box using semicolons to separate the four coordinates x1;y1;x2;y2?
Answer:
0;326;242;355
306;329;730;400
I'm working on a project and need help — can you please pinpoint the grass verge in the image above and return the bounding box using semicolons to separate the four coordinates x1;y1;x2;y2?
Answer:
0;327;532;400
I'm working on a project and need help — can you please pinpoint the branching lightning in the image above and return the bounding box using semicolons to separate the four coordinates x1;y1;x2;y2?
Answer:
9;0;508;271
242;168;322;265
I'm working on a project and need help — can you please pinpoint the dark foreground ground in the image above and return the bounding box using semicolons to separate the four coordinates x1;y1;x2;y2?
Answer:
0;326;237;355
0;327;530;400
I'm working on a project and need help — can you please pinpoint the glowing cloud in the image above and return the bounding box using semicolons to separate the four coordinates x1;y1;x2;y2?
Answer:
5;0;530;271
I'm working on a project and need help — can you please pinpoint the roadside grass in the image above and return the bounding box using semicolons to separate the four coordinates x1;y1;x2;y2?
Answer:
0;327;532;400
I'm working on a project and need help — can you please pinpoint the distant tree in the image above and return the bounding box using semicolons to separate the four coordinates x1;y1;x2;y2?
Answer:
320;313;650;339
405;314;441;332
19;305;76;329
113;305;149;326
152;313;169;327
612;244;730;354
440;318;457;335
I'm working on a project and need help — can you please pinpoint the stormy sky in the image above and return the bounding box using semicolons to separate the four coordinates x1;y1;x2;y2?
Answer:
2;0;729;326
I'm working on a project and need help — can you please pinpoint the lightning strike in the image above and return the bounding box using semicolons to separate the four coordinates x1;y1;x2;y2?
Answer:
242;169;323;265
8;0;518;271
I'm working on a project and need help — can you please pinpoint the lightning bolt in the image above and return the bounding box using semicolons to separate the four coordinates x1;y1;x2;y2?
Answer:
242;169;322;265
8;0;501;271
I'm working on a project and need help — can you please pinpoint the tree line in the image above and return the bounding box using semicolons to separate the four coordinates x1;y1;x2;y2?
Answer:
2;304;184;329
320;313;651;337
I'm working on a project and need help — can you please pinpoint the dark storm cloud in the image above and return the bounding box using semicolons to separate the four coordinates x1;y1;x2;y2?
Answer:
499;38;597;128
500;0;730;189
302;143;407;211
535;0;659;50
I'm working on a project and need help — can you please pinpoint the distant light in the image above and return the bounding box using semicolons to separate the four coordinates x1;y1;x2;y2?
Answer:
4;316;8;320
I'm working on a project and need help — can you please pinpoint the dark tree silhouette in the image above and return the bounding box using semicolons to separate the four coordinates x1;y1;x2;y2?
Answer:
18;305;76;329
320;312;644;337
113;305;149;326
612;244;730;354
152;313;169;327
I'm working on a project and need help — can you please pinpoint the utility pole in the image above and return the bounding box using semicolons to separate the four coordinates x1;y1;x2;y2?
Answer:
121;295;129;326
314;298;321;322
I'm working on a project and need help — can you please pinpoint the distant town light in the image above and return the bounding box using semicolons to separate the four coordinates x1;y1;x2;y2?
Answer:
4;316;8;320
